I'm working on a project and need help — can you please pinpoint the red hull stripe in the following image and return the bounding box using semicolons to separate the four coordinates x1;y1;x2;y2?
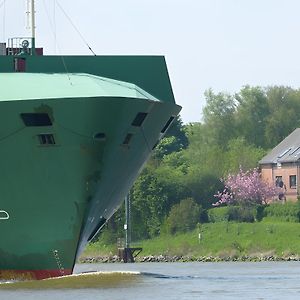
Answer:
0;269;72;280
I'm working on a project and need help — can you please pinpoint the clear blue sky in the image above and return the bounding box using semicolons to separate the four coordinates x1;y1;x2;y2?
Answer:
2;0;300;123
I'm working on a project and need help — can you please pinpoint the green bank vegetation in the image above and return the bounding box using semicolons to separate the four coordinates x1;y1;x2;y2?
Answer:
83;86;300;258
135;222;300;258
83;203;300;258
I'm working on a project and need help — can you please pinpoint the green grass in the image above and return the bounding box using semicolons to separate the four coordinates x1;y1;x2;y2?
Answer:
82;241;116;257
82;222;300;259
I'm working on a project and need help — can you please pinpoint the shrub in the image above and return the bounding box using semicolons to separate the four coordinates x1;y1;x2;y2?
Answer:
228;206;255;223
207;207;230;222
256;205;265;222
165;198;201;234
208;206;256;223
263;202;300;222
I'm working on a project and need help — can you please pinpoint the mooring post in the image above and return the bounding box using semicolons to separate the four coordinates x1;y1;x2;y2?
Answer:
118;193;142;263
124;193;131;248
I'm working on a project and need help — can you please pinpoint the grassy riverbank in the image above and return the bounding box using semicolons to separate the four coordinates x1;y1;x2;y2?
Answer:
81;221;300;260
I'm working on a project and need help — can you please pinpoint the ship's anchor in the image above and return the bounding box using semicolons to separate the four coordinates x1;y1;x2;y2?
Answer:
0;210;9;220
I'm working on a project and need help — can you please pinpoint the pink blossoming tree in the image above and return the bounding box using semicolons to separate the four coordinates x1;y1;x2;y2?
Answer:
213;168;278;206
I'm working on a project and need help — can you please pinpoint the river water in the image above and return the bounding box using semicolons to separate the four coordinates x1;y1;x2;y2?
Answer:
1;262;300;299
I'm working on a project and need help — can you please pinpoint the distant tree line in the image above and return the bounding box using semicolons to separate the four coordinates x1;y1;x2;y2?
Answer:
97;86;300;244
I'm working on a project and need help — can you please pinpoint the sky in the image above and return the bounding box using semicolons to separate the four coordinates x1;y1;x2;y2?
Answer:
2;0;300;123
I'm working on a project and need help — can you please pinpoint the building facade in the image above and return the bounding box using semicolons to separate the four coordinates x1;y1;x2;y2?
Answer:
260;128;300;201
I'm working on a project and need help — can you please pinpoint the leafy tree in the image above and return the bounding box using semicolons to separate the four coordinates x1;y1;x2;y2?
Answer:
132;169;165;237
131;163;187;238
152;136;179;160
184;124;226;179
165;198;201;234
264;86;300;148
153;116;188;160
182;122;227;208
224;138;266;174
202;89;237;147
184;170;224;208
235;86;269;148
165;115;189;149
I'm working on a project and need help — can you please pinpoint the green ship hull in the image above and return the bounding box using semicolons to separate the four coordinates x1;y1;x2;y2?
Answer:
0;55;181;280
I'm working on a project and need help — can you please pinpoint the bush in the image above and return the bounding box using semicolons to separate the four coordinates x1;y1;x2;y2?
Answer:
263;202;300;222
165;198;201;234
208;206;256;223
207;207;230;222
228;206;255;223
256;205;265;222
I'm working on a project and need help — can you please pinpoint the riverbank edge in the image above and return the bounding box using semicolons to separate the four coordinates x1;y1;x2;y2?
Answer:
79;254;300;264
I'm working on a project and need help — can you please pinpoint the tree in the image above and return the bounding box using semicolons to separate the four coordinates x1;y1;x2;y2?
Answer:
152;136;179;160
132;169;167;238
165;198;201;234
264;86;300;148
213;168;278;206
224;138;266;174
131;162;187;238
164;115;189;149
235;86;269;148
153;116;188;160
202;89;237;147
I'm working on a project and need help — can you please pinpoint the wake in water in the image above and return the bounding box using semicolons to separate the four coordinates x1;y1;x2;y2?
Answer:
0;271;141;290
141;272;197;280
0;270;209;290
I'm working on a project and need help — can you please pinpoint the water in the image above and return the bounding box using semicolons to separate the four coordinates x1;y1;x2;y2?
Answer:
1;262;300;299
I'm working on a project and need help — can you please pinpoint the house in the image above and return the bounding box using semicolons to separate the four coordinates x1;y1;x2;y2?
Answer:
259;128;300;201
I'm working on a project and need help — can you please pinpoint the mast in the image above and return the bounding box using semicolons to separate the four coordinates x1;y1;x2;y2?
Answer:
27;0;36;55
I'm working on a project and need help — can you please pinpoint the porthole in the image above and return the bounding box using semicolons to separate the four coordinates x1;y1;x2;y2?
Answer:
93;133;106;141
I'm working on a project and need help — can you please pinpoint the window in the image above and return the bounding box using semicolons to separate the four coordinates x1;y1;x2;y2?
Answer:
290;147;300;155
38;134;55;145
131;112;148;127
21;113;52;126
290;175;297;189
275;176;283;187
161;116;175;133
278;148;292;158
122;133;133;145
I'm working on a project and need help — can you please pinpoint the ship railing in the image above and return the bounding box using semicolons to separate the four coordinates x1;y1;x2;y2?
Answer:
7;37;33;56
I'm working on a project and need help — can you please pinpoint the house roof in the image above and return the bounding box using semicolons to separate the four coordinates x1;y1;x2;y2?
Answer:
260;128;300;164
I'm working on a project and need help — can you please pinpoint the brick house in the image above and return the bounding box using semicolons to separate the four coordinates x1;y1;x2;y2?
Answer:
259;128;300;201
